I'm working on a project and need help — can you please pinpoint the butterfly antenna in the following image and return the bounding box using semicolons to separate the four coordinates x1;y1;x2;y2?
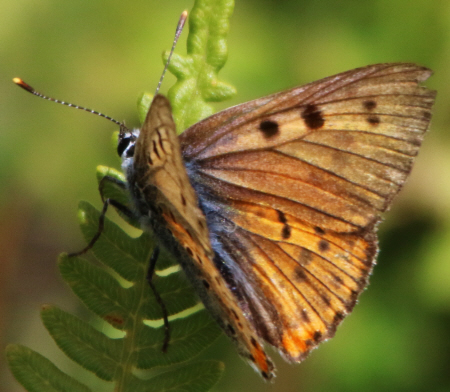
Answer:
13;77;127;130
154;10;188;96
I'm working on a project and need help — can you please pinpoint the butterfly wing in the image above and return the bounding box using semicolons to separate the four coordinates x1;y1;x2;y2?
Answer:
180;63;435;361
133;95;210;251
132;95;275;379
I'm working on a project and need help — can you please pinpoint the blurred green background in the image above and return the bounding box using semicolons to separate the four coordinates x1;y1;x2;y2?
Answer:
1;0;449;391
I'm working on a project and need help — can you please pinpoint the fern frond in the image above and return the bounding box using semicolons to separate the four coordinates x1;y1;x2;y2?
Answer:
138;0;236;131
7;0;236;390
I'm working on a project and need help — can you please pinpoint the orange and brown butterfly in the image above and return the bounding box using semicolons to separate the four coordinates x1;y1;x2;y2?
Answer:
118;62;435;380
15;62;436;381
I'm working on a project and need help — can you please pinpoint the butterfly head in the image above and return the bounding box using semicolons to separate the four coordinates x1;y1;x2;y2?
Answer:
118;125;140;172
118;125;139;157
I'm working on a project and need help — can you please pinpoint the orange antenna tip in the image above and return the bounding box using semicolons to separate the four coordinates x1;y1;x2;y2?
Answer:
13;78;34;93
180;10;188;25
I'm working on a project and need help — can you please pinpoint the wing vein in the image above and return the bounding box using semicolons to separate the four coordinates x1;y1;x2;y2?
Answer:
244;232;329;328
197;171;366;229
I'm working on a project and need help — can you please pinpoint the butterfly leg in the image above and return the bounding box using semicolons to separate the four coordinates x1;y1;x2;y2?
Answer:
146;246;171;353
68;174;137;257
98;175;127;202
68;198;135;257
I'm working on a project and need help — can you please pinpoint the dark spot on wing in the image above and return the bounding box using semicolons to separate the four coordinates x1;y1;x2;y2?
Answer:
410;137;422;147
168;210;176;223
157;131;165;151
367;115;380;126
294;266;308;282
277;210;287;224
181;194;187;206
186;247;193;256
277;210;291;239
314;226;325;235
333;311;345;324
351;289;359;300
356;277;367;290
332;274;344;285
321;294;331;306
363;100;377;110
282;225;291;239
346;291;359;311
422;110;432;120
261;371;269;379
259;120;279;138
299;248;313;266
251;337;258;348
152;140;160;159
313;331;322;342
228;324;236;335
301;309;310;322
202;280;210;289
301;104;325;130
327;324;338;338
318;239;330;252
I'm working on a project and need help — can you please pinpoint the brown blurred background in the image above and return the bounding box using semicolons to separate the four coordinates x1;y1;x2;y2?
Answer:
1;0;449;391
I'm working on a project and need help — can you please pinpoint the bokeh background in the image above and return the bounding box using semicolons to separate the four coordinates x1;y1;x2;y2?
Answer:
1;0;449;391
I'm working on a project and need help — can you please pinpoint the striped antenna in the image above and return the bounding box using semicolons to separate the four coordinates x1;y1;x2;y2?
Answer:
13;77;126;129
155;10;188;96
13;11;188;129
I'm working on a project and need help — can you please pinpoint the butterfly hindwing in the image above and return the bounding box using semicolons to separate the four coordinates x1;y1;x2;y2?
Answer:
207;205;376;361
182;63;435;362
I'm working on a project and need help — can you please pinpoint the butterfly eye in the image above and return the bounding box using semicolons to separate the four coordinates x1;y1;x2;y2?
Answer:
117;136;132;157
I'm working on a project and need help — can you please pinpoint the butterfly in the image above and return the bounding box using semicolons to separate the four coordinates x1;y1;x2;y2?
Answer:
116;63;435;380
14;62;436;381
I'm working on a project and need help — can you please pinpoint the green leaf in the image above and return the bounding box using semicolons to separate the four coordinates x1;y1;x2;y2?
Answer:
6;344;91;392
136;0;236;131
169;0;236;131
128;360;225;392
41;305;122;381
95;166;133;222
137;92;153;124
51;199;223;386
76;200;147;281
137;311;220;368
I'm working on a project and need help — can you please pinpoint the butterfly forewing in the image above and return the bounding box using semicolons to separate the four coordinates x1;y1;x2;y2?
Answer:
181;63;432;159
131;95;275;379
181;63;435;363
